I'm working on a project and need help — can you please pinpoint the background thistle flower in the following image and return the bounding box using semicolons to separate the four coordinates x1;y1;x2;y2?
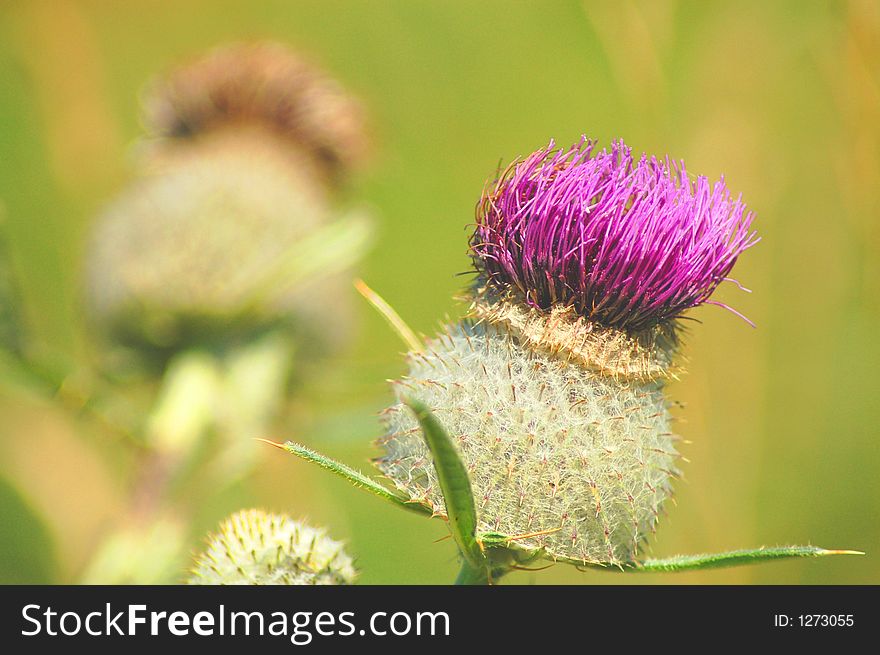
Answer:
376;137;756;572
189;509;357;585
84;41;371;357
141;41;368;186
74;41;373;584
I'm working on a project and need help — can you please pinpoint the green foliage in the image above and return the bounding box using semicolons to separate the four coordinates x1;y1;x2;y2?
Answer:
0;476;55;584
403;398;485;578
0;211;23;356
270;439;431;517
627;547;864;573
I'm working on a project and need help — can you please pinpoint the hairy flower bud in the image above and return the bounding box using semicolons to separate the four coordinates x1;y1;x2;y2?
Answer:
377;322;678;564
189;509;357;585
376;137;756;567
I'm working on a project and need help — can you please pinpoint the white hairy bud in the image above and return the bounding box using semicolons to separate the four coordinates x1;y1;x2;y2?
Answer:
376;318;680;565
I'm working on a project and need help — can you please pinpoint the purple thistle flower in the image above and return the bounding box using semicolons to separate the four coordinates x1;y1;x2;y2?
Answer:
471;137;759;332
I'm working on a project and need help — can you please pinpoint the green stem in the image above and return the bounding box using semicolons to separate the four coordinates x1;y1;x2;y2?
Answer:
80;350;222;584
455;559;490;585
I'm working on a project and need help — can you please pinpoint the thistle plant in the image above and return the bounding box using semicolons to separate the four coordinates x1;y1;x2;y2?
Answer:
274;137;860;584
377;138;755;566
86;41;370;357
189;510;357;585
77;42;372;584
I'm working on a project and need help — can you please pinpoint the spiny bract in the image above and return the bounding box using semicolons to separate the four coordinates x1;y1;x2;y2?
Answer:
376;321;680;565
189;509;357;585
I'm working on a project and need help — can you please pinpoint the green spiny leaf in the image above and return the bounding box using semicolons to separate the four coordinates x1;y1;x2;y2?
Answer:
403;398;483;570
547;546;863;573
263;439;431;517
626;546;864;573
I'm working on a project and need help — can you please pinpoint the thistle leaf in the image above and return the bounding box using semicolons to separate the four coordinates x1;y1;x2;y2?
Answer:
261;439;431;517
403;398;483;569
627;546;864;573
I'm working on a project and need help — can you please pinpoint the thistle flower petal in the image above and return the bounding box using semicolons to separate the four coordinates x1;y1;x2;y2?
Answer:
471;138;759;332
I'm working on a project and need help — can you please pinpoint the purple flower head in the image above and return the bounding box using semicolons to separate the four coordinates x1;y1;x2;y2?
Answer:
470;137;759;332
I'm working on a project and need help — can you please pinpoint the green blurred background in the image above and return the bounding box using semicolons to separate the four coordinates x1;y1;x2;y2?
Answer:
0;0;877;584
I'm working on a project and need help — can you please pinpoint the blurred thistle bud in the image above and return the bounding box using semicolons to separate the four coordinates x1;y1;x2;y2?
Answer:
84;42;372;357
189;509;357;585
376;138;758;566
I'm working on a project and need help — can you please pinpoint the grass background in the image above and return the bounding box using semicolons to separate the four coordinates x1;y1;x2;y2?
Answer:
0;0;877;584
